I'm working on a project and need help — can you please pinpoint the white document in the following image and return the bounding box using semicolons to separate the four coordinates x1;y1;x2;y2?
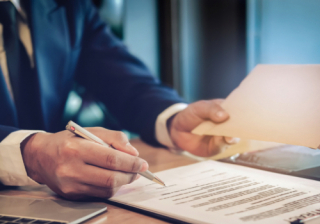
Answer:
192;65;320;149
111;161;320;224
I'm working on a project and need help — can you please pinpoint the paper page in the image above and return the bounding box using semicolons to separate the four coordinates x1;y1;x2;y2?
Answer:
192;64;320;149
111;161;320;224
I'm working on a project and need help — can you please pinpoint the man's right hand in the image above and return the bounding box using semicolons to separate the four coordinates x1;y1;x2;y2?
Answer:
20;128;148;200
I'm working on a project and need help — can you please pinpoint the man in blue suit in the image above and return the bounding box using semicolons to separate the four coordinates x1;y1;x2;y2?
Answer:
0;0;238;199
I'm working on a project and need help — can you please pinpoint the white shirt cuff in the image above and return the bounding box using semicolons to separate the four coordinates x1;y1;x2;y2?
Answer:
155;103;188;152
0;130;45;186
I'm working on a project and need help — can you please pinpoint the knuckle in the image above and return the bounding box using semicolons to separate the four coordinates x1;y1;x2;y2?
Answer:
207;146;220;156
76;184;89;194
55;166;66;177
115;131;128;142
95;127;106;134
120;132;128;141
105;173;116;188
60;141;80;158
60;185;77;196
191;100;209;112
212;98;224;105
130;157;141;172
130;174;138;184
210;101;220;109
196;100;208;107
198;99;208;104
104;188;117;198
56;165;68;178
105;153;119;170
55;165;78;180
61;139;73;149
207;139;226;156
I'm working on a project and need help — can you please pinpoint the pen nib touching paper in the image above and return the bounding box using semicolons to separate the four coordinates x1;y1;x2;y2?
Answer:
154;176;166;187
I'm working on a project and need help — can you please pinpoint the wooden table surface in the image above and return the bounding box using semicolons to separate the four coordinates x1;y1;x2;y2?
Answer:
0;138;280;223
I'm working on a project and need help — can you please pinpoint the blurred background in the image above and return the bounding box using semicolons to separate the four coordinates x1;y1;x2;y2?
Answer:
63;0;320;137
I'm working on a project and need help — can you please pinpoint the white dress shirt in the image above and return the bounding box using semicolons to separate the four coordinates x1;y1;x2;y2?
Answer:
0;0;188;186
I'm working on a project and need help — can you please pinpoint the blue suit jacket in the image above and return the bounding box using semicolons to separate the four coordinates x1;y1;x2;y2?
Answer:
0;0;183;146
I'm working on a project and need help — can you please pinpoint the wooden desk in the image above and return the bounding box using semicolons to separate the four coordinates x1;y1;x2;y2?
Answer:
0;139;197;224
0;138;280;223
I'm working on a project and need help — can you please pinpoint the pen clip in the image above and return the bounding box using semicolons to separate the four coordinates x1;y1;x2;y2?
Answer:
66;121;96;142
66;121;110;146
66;124;75;132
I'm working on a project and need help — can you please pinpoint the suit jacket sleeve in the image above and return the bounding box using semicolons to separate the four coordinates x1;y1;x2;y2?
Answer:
75;1;185;146
0;125;19;142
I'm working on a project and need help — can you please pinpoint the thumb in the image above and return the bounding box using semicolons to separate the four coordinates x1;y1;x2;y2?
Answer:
173;100;229;132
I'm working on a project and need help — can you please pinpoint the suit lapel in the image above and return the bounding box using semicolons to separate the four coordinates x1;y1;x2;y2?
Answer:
29;0;70;130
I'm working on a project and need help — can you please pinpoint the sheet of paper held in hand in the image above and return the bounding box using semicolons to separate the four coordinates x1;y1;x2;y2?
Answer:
192;64;320;149
110;161;320;224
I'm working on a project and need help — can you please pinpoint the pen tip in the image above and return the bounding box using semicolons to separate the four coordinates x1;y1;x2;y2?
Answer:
154;176;166;187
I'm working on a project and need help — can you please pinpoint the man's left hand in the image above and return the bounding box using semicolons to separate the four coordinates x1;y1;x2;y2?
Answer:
168;99;239;157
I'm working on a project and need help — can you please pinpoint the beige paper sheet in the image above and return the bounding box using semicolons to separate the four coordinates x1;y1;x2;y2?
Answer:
192;64;320;149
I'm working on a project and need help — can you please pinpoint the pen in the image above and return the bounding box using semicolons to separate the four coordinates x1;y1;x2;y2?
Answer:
66;120;166;187
290;215;320;224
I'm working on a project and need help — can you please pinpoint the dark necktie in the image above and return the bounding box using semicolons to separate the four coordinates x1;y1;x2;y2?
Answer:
0;1;44;129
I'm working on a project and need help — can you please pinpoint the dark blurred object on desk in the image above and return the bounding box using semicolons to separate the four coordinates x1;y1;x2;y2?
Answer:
221;145;320;181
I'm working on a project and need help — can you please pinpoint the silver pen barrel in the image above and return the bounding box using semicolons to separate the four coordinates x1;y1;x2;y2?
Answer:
139;170;165;186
